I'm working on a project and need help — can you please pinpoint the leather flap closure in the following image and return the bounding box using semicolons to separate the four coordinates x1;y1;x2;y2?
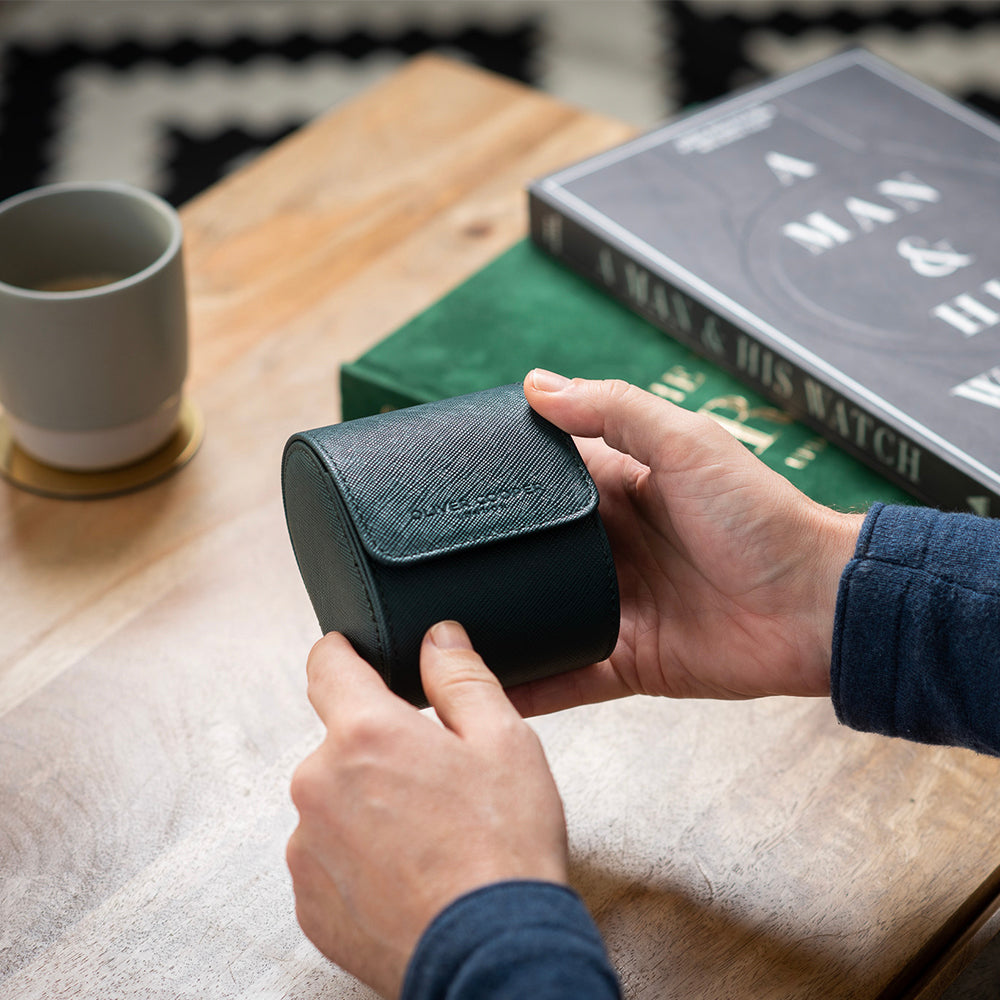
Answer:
301;383;598;565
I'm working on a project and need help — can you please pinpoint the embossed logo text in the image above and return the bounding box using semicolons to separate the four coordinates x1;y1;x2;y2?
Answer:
409;482;544;521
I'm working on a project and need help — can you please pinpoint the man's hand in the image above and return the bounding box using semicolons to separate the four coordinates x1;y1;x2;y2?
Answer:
287;621;569;999
513;371;863;715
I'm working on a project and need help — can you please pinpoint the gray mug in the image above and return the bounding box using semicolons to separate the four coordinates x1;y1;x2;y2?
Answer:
0;181;188;471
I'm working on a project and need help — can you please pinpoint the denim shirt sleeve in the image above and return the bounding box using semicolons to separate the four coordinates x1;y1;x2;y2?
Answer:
832;503;1000;755
401;881;621;1000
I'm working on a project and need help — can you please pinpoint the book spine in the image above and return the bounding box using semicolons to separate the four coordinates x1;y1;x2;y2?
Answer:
339;363;426;422
528;188;999;517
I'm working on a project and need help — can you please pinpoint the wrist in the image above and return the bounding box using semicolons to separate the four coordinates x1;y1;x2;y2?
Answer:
802;505;865;696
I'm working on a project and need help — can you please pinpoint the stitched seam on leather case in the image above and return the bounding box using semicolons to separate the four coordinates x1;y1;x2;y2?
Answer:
335;486;396;682
282;440;387;670
314;429;598;564
592;511;620;661
367;561;404;684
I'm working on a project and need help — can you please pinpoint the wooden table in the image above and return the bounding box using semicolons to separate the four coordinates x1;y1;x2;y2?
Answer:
2;56;999;1000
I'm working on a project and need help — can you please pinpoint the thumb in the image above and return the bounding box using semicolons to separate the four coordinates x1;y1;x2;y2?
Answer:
420;621;519;738
524;369;710;469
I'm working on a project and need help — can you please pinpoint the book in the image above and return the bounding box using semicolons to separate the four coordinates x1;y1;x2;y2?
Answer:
340;239;912;513
528;48;1000;516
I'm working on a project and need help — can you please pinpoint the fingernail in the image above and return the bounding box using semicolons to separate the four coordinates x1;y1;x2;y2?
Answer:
429;620;472;650
529;368;570;393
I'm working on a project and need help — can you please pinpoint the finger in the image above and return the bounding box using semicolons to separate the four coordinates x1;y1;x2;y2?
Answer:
573;433;618;463
505;660;632;717
525;370;716;469
573;434;639;477
306;631;398;726
573;434;650;504
419;621;520;738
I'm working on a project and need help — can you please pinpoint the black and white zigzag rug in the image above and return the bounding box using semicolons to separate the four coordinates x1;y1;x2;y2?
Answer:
2;0;1000;208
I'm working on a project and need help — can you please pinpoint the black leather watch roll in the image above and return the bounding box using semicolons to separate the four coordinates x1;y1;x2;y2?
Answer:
281;382;620;706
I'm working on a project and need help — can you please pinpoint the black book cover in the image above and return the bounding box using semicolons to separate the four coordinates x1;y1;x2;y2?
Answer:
529;49;1000;515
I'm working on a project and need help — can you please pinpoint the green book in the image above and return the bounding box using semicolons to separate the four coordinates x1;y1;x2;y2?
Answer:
340;240;911;512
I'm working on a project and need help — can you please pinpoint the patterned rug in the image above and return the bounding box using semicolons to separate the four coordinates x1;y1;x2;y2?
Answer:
2;0;1000;206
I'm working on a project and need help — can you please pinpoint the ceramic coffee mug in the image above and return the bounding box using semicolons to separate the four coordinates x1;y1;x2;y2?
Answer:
0;181;188;471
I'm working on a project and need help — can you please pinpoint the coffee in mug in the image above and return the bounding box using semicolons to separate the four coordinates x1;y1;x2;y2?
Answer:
31;272;130;293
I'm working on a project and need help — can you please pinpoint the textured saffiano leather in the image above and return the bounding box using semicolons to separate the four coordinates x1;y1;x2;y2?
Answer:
281;383;620;706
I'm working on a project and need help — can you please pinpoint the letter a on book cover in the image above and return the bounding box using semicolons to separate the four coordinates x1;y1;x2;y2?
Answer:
529;49;1000;515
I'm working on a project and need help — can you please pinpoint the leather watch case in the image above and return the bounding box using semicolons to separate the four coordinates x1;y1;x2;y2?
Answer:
281;382;620;706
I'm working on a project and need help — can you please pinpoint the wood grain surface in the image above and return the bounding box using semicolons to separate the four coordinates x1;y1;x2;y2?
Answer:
2;55;999;1000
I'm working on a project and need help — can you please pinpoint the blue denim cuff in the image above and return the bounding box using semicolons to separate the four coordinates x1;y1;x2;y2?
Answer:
832;503;1000;755
401;880;620;1000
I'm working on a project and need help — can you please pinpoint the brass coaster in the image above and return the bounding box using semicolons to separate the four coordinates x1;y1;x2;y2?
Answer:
0;397;204;500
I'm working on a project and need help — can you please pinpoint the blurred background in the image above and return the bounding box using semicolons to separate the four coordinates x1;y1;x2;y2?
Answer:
2;0;1000;206
1;2;999;997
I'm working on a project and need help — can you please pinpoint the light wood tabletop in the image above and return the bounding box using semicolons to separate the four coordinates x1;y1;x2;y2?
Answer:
2;55;999;1000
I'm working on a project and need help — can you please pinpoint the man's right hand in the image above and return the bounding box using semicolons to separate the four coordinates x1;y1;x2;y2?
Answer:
513;372;863;716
